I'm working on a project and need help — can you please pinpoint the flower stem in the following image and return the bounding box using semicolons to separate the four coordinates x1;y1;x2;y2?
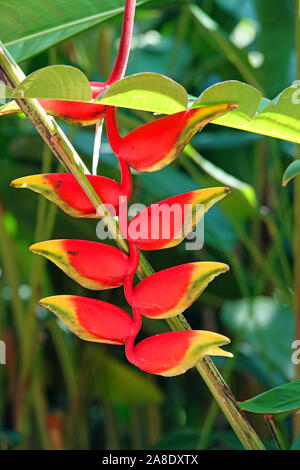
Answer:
0;39;265;451
106;0;136;85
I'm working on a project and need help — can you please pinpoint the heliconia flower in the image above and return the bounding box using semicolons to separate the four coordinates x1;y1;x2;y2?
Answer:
106;104;237;172
40;295;133;345
126;330;232;377
130;262;229;319
127;187;230;250
11;167;132;218
0;82;107;126
30;239;130;290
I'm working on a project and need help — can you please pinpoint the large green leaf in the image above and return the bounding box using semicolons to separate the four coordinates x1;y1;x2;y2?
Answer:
239;380;300;414
12;65;92;101
1;0;160;62
195;81;300;144
98;72;188;114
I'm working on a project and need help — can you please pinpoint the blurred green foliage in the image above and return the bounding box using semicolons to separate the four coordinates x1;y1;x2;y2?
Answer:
0;0;296;450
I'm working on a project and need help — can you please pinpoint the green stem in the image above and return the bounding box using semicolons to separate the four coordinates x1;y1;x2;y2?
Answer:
0;41;264;451
264;414;287;450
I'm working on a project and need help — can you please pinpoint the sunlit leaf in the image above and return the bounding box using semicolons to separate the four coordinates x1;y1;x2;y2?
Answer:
98;72;188;114
12;65;92;101
195;81;300;144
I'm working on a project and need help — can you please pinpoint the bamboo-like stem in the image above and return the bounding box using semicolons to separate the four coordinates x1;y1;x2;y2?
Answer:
0;40;265;451
295;0;300;436
264;414;287;450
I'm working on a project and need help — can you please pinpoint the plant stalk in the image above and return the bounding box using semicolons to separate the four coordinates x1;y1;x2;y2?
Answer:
0;38;265;450
264;414;287;450
106;0;136;85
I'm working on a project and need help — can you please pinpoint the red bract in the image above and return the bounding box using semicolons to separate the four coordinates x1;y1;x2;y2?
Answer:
130;262;229;319
40;295;133;345
30;239;130;290
106;104;236;172
127;187;230;250
126;330;232;377
11;167;132;218
38;82;107;125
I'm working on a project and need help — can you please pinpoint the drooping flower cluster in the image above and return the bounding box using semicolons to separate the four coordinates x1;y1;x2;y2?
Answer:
11;103;235;376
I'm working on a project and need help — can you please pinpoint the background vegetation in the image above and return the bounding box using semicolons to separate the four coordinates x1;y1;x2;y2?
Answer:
0;0;297;449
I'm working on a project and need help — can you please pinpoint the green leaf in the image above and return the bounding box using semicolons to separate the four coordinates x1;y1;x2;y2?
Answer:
194;80;261;127
282;160;300;186
195;81;300;144
12;65;92;101
1;0;160;62
239;380;300;414
98;72;188;114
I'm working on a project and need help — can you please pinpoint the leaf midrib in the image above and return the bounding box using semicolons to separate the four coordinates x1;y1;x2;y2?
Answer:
5;8;122;47
5;0;152;48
